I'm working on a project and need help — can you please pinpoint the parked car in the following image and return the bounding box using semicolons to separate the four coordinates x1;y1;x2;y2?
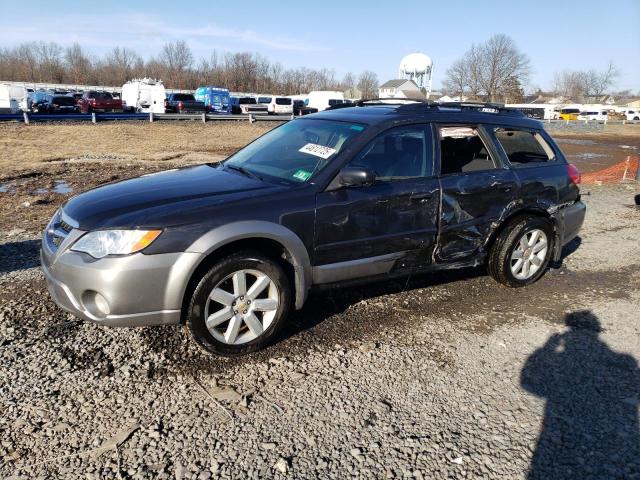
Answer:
41;101;585;356
306;91;346;112
293;100;318;116
38;94;80;114
268;96;293;115
164;93;206;113
28;91;51;112
577;110;608;122
0;84;28;113
559;108;580;120
78;91;123;113
625;109;640;121
230;96;268;114
121;79;166;114
194;86;231;114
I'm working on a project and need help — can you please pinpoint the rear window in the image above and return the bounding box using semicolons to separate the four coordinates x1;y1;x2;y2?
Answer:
96;92;113;100
494;128;555;166
276;98;292;105
561;108;579;114
52;96;76;106
328;99;344;106
172;94;195;101
239;97;257;104
258;97;272;104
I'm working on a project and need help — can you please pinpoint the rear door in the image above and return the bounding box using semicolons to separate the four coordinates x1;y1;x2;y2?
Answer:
314;123;440;278
436;124;519;263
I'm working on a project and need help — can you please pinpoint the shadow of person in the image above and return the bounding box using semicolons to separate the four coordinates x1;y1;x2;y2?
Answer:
521;310;640;479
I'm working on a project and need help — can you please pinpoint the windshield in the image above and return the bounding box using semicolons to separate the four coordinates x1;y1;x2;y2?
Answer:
224;119;366;184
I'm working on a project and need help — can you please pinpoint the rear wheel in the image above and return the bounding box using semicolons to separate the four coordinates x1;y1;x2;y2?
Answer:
488;216;554;287
186;251;292;356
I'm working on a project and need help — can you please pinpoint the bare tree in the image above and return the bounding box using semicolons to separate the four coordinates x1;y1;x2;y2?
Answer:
553;61;619;101
357;70;379;99
158;41;194;88
341;72;357;98
443;34;530;102
64;43;92;85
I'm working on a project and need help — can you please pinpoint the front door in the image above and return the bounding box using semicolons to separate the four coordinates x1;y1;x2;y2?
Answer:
314;124;440;281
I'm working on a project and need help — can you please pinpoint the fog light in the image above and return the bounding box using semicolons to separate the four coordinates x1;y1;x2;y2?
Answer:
82;290;111;318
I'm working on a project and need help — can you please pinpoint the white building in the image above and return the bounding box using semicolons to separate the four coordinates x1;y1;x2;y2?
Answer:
378;79;425;100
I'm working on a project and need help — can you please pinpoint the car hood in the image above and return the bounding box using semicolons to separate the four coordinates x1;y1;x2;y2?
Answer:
62;164;283;230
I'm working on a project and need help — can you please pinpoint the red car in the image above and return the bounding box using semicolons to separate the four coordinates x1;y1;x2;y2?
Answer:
77;91;123;113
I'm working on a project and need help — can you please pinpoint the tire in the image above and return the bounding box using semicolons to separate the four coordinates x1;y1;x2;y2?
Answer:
186;251;292;356
488;215;554;287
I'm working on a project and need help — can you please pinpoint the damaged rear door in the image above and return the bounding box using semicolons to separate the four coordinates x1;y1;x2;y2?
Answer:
435;124;520;263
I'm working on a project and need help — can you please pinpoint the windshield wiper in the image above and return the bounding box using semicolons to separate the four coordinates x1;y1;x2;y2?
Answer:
224;164;262;181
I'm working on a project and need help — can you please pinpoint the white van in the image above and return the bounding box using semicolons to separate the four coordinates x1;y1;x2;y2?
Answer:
121;78;166;114
577;110;608;122
625;109;640;121
267;96;293;115
306;91;345;112
0;84;28;113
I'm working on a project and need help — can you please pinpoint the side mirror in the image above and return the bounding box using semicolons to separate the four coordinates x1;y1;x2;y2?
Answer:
337;167;375;188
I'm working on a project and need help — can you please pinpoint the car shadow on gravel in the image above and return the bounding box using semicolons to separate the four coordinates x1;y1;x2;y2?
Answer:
521;310;640;479
0;240;41;273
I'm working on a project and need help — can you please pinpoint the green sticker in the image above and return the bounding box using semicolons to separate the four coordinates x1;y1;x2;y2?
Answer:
350;125;364;131
293;169;312;181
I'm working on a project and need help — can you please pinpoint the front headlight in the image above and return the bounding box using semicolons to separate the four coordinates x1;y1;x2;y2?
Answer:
71;230;162;259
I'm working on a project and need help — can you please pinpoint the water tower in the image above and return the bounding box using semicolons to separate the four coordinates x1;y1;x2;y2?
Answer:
399;53;433;98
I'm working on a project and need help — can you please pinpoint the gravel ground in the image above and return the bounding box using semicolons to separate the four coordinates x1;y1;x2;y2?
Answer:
1;125;639;479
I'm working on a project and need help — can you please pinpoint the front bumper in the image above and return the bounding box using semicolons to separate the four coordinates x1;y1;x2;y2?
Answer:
41;231;203;327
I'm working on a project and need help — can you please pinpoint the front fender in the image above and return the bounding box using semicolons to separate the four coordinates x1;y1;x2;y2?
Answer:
186;221;312;309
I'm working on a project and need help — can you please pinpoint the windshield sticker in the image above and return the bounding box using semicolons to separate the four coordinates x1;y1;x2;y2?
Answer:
350;125;365;131
299;143;336;159
293;169;312;181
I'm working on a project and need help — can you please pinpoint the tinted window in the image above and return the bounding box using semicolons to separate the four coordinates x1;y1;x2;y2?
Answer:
171;94;193;101
328;99;344;106
258;97;272;104
225;119;366;184
348;125;432;181
239;97;256;104
494;128;554;166
96;92;113;100
276;98;291;105
52;96;76;106
439;126;496;174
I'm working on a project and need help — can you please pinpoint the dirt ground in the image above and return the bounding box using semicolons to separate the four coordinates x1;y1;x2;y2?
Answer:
1;121;639;479
552;124;640;174
0;121;275;172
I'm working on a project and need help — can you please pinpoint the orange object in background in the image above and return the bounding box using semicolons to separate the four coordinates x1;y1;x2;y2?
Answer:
581;155;639;184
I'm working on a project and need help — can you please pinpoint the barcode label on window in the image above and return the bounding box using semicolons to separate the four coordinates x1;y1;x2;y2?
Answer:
299;143;336;159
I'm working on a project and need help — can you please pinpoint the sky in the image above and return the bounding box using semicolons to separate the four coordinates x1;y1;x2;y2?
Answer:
0;0;638;92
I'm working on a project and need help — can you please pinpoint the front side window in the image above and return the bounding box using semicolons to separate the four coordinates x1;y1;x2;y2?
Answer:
348;124;432;181
494;128;555;166
439;126;496;174
224;119;366;184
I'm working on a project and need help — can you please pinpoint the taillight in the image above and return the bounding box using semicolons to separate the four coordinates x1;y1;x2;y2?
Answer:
567;163;581;185
91;99;97;105
178;101;183;111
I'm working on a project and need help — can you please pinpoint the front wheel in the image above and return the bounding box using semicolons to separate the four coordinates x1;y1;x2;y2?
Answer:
488;216;554;287
186;251;292;356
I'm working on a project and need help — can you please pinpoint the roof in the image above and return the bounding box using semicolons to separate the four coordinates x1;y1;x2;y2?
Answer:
309;102;540;129
379;79;414;89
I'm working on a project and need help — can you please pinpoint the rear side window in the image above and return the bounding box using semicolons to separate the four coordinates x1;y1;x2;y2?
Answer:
349;124;432;181
439;126;496;174
494;128;555;166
